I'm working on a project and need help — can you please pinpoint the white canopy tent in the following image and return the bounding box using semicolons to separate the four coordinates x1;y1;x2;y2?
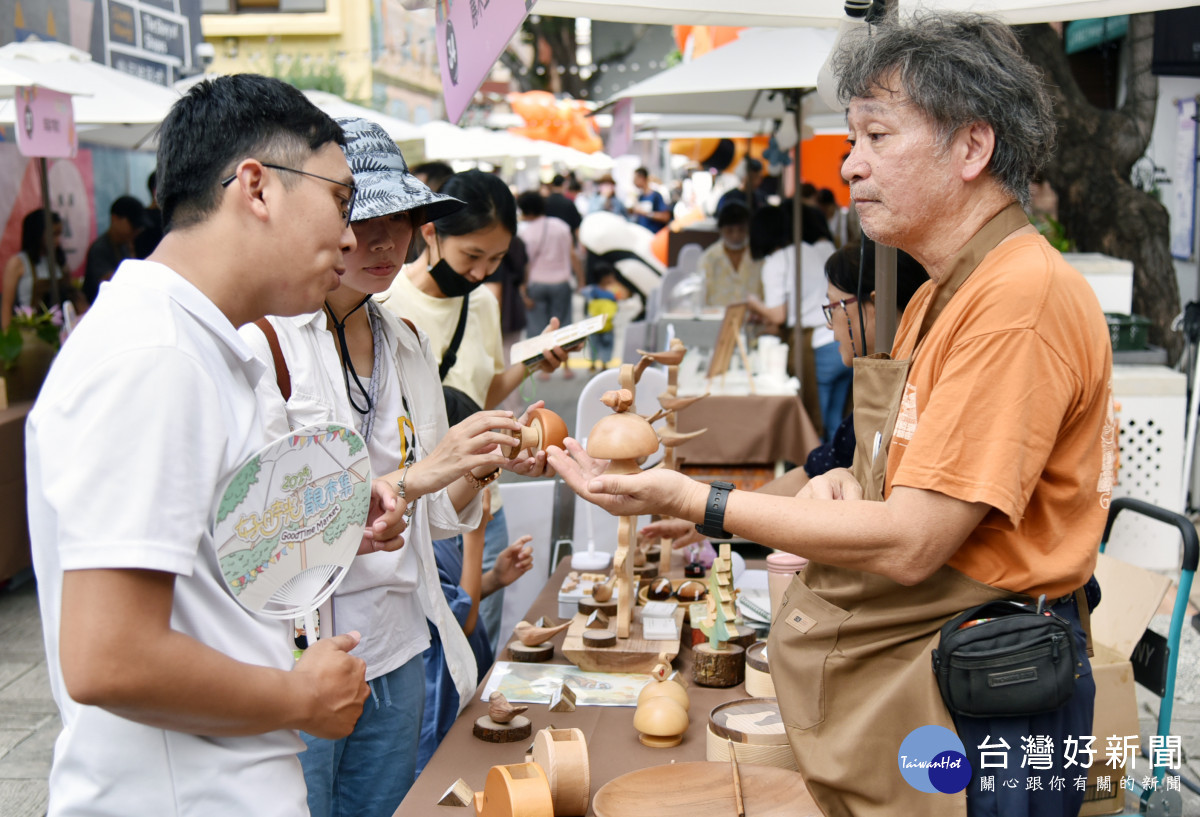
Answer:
0;40;180;150
302;90;426;142
536;0;1198;26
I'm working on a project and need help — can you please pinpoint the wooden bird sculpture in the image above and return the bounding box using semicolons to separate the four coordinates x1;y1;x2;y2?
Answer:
513;619;572;647
488;692;529;724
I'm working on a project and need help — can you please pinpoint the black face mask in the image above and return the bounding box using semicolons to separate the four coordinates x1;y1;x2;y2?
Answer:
428;256;483;298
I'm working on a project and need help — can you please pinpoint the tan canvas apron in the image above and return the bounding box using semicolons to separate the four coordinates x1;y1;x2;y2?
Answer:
768;204;1032;817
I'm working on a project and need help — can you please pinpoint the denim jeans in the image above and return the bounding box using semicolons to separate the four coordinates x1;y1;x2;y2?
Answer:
814;340;853;443
300;655;426;817
526;281;573;337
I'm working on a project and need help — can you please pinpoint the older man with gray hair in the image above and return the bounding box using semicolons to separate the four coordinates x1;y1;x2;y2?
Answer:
551;12;1112;817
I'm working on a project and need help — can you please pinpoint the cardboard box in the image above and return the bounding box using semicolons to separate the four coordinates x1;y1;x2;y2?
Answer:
1078;553;1172;815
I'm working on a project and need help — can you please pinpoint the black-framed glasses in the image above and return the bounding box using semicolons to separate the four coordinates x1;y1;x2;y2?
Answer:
221;162;357;226
821;296;859;326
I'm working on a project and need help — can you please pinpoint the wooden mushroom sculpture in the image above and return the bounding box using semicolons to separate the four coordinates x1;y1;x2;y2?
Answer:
503;407;568;457
586;396;661;639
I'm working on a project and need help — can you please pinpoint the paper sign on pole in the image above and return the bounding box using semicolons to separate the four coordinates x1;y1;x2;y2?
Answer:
607;97;634;157
435;0;538;124
15;86;77;159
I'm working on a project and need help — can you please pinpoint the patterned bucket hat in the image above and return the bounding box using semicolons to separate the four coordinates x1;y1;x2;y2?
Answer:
337;116;463;223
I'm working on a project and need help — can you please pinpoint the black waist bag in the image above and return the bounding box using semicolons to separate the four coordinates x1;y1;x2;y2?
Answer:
931;599;1078;719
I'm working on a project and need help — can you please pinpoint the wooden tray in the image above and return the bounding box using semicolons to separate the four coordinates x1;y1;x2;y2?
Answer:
592;761;820;817
561;608;685;673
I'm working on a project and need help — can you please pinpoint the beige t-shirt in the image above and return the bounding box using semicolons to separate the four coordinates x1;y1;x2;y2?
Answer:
377;269;509;512
377;268;506;409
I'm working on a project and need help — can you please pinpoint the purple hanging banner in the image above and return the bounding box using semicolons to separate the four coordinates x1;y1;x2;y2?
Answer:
436;0;538;124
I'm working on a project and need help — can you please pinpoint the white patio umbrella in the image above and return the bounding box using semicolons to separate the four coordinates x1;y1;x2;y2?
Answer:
604;27;840;119
0;40;180;150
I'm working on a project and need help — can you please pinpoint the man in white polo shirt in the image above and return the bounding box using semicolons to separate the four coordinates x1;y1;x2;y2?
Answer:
26;74;404;816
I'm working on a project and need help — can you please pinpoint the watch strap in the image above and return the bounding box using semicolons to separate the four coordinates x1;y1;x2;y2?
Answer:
695;481;734;539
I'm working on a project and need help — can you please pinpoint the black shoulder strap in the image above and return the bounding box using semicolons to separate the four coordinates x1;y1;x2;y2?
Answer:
438;293;470;382
254;318;291;401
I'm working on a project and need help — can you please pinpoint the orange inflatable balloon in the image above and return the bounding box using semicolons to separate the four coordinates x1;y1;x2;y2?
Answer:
508;91;604;154
650;224;670;266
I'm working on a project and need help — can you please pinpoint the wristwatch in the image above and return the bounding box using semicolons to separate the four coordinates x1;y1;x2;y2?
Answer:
695;481;735;540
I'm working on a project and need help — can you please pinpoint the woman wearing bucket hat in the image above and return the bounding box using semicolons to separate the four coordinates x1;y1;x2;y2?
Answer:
240;117;541;817
378;169;573;655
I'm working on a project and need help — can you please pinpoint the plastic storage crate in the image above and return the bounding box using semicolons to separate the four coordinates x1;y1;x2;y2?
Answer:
1105;313;1153;351
1108;365;1187;570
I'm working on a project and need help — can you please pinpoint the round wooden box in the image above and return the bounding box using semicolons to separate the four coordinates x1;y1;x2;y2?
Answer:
705;697;797;771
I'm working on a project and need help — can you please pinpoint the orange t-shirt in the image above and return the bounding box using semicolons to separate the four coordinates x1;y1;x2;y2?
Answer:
885;234;1115;599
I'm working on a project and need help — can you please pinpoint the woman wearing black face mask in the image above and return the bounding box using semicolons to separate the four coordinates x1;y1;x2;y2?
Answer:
377;169;569;655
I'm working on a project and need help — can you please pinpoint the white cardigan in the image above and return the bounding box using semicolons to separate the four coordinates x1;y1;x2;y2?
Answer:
241;307;481;713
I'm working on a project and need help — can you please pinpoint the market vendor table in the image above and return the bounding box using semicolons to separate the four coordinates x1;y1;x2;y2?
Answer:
672;393;820;467
394;557;772;817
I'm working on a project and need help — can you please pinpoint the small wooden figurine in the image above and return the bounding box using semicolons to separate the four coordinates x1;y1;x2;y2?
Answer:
474;693;533;743
514;619;572;646
509;618;571;663
501;407;568;458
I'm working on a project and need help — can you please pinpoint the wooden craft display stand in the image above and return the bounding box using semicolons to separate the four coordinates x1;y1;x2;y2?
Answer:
704;303;755;394
561;344;704;674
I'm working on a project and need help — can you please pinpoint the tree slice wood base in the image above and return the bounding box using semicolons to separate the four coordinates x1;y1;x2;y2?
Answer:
579;598;618;617
691;643;745;688
633;563;660;581
582;630;616;648
728;624;758;651
508;641;554;663
474;714;533;743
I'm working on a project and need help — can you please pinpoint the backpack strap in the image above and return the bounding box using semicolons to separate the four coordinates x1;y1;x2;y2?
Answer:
254;318;291;401
438;293;471;382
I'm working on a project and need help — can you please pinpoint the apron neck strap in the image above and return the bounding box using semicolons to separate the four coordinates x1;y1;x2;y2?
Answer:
914;201;1029;349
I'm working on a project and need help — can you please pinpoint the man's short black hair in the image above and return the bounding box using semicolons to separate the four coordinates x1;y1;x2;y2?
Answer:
744;157;763;174
817;188;837;207
110;195;146;226
800;182;818;199
516;190;546;217
412;161;455;192
717;201;750;228
634;167;649;178
155;74;344;232
550;174;566;188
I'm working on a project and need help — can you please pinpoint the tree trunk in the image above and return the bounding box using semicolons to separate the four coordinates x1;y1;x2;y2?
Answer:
1018;17;1182;363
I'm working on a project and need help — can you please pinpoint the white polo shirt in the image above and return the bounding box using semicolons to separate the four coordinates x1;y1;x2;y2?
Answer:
27;260;307;817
